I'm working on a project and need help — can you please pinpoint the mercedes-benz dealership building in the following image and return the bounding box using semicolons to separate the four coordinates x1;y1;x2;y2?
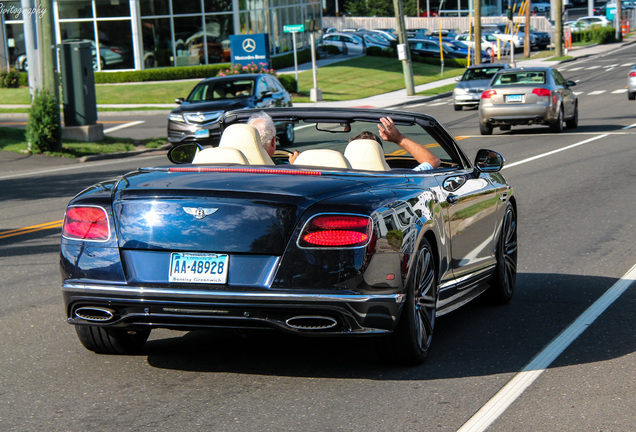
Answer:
1;0;322;71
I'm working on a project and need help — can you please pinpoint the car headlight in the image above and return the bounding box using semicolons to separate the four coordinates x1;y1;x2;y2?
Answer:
454;87;468;95
168;113;185;123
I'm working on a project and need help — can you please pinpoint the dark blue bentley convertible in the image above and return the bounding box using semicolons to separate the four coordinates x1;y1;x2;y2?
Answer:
60;108;517;365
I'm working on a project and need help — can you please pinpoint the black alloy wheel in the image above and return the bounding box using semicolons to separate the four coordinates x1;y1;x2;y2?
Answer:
378;238;438;365
566;104;578;128
480;122;493;135
75;325;151;354
488;202;517;304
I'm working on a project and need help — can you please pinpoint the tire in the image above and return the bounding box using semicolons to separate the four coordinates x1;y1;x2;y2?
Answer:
377;239;438;365
454;104;462;111
488;203;517;304
550;106;564;133
278;123;295;146
75;325;150;354
566;104;578;128
480;122;493;135
629;92;635;100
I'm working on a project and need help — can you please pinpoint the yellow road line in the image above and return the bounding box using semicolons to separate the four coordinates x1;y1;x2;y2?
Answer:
0;220;64;240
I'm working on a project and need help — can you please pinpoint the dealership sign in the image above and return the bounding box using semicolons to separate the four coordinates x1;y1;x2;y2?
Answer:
229;34;270;69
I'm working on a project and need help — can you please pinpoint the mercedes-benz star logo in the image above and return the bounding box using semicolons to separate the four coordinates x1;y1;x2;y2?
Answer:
183;207;219;220
242;38;256;52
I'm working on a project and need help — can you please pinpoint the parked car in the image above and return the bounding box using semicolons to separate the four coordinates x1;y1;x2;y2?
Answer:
455;32;507;56
628;65;636;100
319;32;366;54
406;28;430;39
60;106;517;366
481;23;525;51
517;25;551;50
453;63;511;110
167;74;294;147
569;15;612;31
369;29;398;41
425;29;460;42
531;1;551;12
409;38;466;59
442;40;492;63
478;67;578;135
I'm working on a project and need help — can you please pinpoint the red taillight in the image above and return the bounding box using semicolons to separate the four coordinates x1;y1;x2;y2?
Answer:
629;71;636;77
62;206;110;241
481;89;497;99
532;88;551;97
298;215;372;248
110;48;123;54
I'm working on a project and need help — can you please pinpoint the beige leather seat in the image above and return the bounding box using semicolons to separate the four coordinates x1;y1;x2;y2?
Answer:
192;147;249;165
344;139;391;171
218;124;274;165
292;149;352;169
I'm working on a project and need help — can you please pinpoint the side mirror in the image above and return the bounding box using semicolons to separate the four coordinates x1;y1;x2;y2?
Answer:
175;97;185;104
566;80;576;87
167;142;202;164
474;149;504;173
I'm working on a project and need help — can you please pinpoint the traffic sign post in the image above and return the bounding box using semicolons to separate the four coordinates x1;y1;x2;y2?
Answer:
283;24;305;91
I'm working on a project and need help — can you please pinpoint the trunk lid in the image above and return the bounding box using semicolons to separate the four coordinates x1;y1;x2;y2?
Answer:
112;168;371;255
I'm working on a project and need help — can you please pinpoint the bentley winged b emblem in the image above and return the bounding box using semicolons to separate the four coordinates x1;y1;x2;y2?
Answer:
183;207;219;220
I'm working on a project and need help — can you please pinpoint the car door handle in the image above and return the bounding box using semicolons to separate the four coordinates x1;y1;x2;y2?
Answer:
447;194;459;205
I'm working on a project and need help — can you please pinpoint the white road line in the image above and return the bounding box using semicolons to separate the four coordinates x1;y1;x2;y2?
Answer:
0;155;162;181
586;65;601;70
587;90;606;95
103;120;145;134
457;264;636;432
502;134;608;170
567;67;583;71
621;63;633;67
612;88;627;93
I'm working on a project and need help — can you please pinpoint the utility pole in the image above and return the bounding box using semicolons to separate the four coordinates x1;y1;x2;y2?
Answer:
474;0;482;65
38;0;58;99
393;0;415;95
615;0;623;42
554;0;563;57
524;0;531;58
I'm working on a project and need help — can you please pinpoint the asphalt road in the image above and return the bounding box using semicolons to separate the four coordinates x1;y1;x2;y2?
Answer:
0;45;634;431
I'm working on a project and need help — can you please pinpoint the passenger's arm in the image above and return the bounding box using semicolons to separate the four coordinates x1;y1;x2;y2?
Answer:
378;117;441;169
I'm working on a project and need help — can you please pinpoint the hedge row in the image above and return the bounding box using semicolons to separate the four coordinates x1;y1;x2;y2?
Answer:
571;26;617;44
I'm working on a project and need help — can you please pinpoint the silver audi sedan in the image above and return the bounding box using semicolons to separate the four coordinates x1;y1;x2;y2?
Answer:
478;67;578;135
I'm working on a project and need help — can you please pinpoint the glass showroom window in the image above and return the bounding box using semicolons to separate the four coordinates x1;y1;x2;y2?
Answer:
174;15;205;66
204;15;233;64
141;18;173;68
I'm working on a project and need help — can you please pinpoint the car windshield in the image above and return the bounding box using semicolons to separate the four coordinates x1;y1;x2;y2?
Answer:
188;79;255;102
462;67;503;81
493;71;546;85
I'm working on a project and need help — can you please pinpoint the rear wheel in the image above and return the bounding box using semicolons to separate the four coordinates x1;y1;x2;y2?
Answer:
550;106;564;133
566;104;578;128
454;104;462;111
629;92;635;100
488;203;517;304
480;122;493;135
75;325;150;354
377;239;437;365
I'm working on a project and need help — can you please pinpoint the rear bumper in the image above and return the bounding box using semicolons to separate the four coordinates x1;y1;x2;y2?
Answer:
480;104;556;126
62;282;405;335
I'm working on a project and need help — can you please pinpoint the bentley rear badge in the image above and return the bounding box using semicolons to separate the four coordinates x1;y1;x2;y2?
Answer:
183;207;218;219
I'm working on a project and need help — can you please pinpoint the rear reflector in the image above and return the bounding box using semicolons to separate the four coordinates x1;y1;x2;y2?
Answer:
481;89;497;99
532;88;551;97
62;206;110;241
298;215;372;248
630;71;636;77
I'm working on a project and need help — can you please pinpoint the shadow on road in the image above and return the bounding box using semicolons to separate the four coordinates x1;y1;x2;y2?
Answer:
143;272;634;379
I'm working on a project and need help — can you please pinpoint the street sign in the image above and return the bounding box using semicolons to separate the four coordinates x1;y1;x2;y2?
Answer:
283;24;305;33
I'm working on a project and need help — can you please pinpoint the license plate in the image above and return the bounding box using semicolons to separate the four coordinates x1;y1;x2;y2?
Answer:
506;94;523;103
194;129;210;139
169;253;228;284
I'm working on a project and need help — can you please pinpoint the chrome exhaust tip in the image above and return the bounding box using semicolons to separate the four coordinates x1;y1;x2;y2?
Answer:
74;307;117;322
285;315;338;331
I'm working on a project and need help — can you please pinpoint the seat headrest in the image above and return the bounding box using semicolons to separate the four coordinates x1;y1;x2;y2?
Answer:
218;124;274;165
292;149;352;169
192;147;249;165
344;139;391;171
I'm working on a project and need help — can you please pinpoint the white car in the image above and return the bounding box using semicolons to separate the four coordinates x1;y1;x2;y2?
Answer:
531;2;551;12
319;33;366;55
628;65;636;100
455;33;507;56
569;16;612;32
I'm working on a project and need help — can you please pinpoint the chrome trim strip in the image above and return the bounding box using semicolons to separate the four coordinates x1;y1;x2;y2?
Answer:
62;283;406;304
438;264;496;291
